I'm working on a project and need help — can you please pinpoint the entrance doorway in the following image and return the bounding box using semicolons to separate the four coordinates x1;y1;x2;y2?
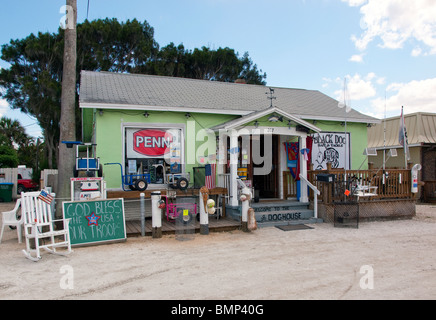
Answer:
251;134;279;199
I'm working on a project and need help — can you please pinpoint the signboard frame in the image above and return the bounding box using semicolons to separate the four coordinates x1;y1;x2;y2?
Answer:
63;198;126;247
311;132;351;170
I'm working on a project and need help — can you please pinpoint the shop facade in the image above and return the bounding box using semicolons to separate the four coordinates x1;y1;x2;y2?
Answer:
80;71;379;209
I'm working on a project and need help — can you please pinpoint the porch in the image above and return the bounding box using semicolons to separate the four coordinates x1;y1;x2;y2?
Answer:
125;217;241;237
302;163;418;222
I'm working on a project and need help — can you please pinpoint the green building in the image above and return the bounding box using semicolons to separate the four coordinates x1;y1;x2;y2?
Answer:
79;71;379;211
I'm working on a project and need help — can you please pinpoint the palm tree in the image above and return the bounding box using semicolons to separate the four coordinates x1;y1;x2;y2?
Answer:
0;117;27;147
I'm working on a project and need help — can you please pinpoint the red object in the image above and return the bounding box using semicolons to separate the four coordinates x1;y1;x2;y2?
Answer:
17;176;39;193
133;129;173;157
344;189;351;196
158;200;166;209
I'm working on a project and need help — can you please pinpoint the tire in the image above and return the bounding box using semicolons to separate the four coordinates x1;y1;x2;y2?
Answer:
135;179;148;191
17;185;27;195
73;166;79;178
176;177;189;190
177;209;193;225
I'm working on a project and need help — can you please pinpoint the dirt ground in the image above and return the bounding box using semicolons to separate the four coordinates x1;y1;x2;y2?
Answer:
0;200;435;300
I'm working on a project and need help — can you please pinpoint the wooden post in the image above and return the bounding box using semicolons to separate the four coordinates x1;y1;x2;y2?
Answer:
199;187;209;235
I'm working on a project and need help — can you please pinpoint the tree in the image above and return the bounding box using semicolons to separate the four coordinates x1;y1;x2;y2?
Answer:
0;145;18;168
152;44;267;84
0;17;267;171
0;31;63;168
0;116;27;147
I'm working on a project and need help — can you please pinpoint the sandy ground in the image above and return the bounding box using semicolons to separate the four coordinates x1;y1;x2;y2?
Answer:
0;200;435;301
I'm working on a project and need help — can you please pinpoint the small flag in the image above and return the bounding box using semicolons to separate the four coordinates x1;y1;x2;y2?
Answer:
205;163;216;190
38;190;54;205
399;107;410;161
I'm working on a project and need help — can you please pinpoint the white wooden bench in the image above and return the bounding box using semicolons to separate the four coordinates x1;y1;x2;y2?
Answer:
21;191;72;262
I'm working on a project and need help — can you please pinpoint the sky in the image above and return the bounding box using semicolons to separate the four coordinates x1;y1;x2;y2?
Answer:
0;0;435;139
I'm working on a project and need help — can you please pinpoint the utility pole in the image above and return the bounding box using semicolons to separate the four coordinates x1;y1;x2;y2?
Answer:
56;0;77;218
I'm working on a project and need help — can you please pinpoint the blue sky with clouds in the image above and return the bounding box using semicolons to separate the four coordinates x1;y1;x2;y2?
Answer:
1;0;435;138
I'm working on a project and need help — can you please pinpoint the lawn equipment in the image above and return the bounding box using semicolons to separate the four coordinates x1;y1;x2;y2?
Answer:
104;162;150;191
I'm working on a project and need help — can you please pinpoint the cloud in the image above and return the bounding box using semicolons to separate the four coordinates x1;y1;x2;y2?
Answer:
341;0;367;7
0;99;9;117
334;73;380;101
349;53;364;63
371;77;436;114
346;0;436;55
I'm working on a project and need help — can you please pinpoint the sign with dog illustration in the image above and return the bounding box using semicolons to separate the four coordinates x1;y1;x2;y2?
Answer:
311;132;350;170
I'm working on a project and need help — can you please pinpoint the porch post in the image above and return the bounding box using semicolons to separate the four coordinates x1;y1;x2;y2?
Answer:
229;131;239;207
299;135;309;203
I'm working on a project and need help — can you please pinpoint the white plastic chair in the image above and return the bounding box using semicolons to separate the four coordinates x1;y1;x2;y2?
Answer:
21;192;72;262
0;199;23;244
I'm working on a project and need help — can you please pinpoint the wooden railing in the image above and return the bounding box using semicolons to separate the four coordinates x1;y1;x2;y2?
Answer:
307;165;413;204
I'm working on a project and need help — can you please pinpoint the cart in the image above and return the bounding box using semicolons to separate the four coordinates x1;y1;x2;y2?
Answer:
104;162;150;191
62;141;102;178
162;193;197;224
152;163;190;190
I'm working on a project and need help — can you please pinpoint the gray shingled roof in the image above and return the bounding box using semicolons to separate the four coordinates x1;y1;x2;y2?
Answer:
79;70;379;124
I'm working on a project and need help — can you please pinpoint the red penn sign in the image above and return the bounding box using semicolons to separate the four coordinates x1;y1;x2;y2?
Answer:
133;129;173;157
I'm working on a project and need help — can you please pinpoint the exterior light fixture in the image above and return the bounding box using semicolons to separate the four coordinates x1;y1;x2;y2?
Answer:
99;109;104;116
268;114;282;122
185;113;191;119
254;121;259;128
144;112;149;118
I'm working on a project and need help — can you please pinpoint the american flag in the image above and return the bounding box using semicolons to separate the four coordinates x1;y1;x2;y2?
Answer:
38;190;54;205
205;163;216;190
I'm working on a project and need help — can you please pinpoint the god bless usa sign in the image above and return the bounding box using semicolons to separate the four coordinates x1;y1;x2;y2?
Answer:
126;128;182;159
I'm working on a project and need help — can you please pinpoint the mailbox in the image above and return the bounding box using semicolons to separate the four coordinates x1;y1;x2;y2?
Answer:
316;173;335;183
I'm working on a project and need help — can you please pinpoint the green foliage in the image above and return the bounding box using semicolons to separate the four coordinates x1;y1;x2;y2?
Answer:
0;145;19;168
0;18;267;168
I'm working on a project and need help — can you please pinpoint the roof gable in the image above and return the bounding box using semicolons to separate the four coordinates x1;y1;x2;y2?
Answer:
211;106;321;133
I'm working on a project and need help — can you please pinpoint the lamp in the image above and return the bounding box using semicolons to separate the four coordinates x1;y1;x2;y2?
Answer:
185;113;191;119
99;109;104;116
254;121;259;128
144;112;149;118
268;114;282;122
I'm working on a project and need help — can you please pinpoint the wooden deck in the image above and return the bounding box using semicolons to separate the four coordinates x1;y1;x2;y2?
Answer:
126;217;241;237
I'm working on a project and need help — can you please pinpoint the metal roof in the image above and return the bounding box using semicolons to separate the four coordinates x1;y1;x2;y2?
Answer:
368;112;436;148
79;70;379;124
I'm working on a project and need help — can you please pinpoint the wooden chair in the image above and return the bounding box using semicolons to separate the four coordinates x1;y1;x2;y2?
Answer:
0;199;23;244
21;192;72;262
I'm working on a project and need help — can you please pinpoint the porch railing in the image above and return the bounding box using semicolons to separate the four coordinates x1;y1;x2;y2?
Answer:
283;171;298;199
307;166;413;204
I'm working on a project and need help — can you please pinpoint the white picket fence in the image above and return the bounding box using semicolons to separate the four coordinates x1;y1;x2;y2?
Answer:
0;168;18;199
40;169;58;189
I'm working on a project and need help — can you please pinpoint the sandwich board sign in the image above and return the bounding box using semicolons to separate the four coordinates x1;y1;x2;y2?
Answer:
63;198;126;246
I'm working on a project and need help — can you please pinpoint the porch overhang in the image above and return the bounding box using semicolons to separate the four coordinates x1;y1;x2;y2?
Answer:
211;106;322;133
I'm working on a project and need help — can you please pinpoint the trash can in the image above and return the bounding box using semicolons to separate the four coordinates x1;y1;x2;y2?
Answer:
0;183;14;202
